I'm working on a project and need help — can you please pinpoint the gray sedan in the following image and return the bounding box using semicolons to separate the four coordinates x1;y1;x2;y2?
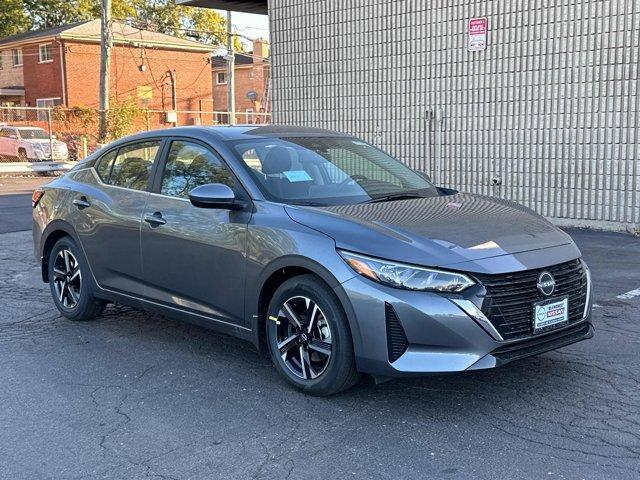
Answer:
32;126;593;395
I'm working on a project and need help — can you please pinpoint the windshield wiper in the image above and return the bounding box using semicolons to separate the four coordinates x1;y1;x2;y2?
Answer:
362;193;429;204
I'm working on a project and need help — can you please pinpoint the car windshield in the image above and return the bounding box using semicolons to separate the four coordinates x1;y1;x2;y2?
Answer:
230;136;438;206
19;128;49;140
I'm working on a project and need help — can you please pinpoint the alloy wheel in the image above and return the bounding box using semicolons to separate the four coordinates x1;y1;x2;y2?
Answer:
274;296;333;380
52;249;82;309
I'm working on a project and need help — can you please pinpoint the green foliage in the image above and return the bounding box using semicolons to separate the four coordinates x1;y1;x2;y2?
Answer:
22;1;96;30
0;0;29;37
2;1;237;48
107;97;142;140
53;105;98;125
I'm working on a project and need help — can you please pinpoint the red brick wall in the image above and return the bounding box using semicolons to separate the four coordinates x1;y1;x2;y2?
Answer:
212;62;270;122
63;41;213;114
23;40;65;106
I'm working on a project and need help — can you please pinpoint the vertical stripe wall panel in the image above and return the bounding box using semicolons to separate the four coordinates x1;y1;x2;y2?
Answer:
269;0;640;228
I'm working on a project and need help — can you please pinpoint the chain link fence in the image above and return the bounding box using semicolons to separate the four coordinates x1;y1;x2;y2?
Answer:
0;106;271;164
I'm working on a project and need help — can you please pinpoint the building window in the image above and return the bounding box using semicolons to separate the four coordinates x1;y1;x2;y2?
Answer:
245;108;254;124
0;53;3;70
12;49;22;67
36;98;62;120
215;112;230;124
39;44;53;63
216;72;227;84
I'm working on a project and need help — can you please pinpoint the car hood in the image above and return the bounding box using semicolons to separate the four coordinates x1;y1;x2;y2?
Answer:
285;192;579;271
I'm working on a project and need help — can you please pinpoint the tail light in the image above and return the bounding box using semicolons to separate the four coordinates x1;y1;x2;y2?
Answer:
32;189;45;208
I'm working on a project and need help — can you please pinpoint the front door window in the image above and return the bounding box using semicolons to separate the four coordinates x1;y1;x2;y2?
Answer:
160;141;234;198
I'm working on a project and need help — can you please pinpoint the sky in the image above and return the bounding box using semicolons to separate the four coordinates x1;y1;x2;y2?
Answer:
214;10;270;50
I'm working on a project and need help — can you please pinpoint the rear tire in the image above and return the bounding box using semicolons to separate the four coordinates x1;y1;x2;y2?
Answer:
48;237;105;321
266;274;360;395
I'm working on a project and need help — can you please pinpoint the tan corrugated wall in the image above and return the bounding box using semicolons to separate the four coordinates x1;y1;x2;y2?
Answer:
270;0;640;230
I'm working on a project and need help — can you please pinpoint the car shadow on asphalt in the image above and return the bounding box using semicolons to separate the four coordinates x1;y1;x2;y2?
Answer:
93;303;587;405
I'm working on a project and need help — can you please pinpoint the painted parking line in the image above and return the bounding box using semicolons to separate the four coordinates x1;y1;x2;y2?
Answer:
616;288;640;300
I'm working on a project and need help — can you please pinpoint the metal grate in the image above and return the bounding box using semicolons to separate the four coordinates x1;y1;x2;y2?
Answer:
385;303;408;363
271;1;640;228
474;260;588;340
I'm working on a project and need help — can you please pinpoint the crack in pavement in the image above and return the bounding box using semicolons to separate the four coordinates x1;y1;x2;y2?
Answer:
1;230;640;479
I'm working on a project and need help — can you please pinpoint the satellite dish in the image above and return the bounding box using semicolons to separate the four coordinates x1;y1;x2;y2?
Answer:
246;91;258;102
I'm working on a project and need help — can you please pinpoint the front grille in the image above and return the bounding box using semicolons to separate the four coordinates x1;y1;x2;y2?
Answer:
474;260;588;340
385;303;408;363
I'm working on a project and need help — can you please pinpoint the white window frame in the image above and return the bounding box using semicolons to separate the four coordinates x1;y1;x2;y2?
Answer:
245;108;254;124
36;97;62;120
216;71;227;85
38;43;53;63
12;49;23;67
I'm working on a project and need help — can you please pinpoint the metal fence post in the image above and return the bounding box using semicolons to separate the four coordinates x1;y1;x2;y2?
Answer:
47;108;54;160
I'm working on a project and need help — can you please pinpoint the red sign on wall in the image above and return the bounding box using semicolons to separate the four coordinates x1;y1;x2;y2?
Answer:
468;17;488;52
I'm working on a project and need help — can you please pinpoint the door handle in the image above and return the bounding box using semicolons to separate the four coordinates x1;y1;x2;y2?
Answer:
144;212;166;227
72;197;90;210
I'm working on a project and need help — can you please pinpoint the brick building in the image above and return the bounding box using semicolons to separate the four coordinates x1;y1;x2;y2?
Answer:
182;0;639;231
0;20;214;119
210;38;270;124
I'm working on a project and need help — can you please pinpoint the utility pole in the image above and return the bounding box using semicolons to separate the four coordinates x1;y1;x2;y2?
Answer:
226;10;236;125
168;70;177;127
98;0;112;143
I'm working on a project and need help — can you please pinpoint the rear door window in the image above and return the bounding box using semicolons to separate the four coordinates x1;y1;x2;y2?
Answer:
104;141;161;191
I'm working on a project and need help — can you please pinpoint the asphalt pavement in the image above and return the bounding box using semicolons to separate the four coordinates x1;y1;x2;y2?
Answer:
0;177;50;233
0;179;639;479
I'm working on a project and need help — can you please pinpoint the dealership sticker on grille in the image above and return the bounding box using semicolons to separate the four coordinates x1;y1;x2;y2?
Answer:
532;297;569;334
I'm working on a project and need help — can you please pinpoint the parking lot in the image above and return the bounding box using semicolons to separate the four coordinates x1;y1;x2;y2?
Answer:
1;179;639;479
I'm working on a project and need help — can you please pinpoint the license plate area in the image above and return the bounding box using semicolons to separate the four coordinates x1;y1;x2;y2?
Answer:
532;297;569;334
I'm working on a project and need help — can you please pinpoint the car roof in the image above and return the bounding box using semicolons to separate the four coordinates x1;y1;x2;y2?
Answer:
207;125;353;140
109;125;353;146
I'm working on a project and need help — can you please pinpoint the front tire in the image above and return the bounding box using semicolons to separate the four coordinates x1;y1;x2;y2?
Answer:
48;237;105;321
266;274;360;395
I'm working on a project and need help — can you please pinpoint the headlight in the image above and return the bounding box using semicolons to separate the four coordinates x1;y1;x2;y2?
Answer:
339;250;475;293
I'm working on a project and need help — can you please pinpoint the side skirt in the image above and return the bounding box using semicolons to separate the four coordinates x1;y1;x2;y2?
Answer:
94;287;256;345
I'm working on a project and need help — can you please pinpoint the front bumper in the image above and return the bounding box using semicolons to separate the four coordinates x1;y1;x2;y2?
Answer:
338;274;593;378
33;150;68;161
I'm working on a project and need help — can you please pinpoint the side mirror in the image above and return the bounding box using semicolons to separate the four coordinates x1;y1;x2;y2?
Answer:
188;183;238;209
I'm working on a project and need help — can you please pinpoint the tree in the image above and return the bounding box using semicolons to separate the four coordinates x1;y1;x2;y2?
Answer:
124;1;243;50
4;1;239;50
22;1;95;30
0;0;30;37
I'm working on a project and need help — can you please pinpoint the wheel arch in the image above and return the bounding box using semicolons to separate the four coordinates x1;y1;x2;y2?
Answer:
39;220;82;283
250;256;362;358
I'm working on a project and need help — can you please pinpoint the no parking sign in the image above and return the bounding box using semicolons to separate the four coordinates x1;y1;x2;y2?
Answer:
468;17;488;52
